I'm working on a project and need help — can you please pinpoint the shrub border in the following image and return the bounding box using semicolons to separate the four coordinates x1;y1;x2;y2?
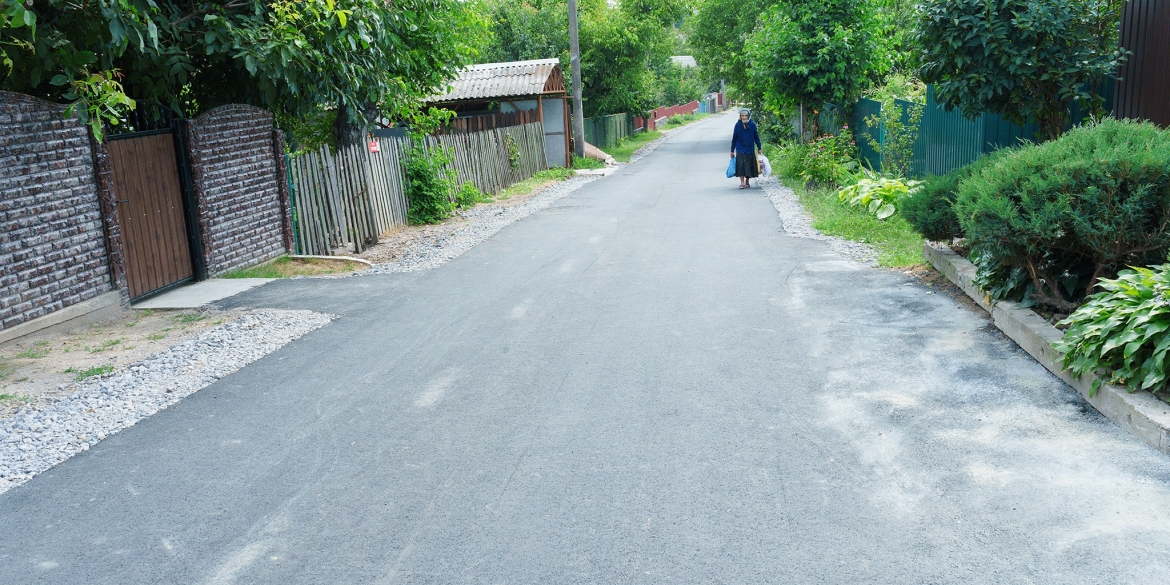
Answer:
924;242;1170;455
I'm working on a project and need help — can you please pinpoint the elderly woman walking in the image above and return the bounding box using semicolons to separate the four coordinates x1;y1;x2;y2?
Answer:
731;109;763;189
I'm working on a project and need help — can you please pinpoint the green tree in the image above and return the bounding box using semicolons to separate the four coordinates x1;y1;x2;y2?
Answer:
745;0;883;137
478;0;684;117
0;0;483;145
916;0;1125;141
687;0;776;106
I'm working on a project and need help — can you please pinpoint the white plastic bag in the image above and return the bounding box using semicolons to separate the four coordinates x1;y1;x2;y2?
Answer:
758;154;772;177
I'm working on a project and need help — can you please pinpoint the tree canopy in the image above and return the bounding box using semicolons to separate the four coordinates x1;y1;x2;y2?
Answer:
916;0;1125;140
0;0;484;143
745;0;882;127
478;0;689;117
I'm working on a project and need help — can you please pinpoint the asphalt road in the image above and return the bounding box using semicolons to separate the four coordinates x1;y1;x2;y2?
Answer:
4;113;1170;584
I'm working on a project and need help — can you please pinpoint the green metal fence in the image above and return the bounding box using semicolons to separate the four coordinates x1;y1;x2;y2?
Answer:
583;113;634;150
845;83;1115;177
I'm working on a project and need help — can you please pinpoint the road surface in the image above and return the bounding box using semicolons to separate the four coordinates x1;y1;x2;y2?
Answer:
3;113;1170;583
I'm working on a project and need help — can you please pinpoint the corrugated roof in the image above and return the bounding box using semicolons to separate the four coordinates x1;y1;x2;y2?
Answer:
431;58;563;102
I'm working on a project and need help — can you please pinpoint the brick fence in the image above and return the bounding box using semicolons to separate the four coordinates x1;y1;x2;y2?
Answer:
1;94;293;334
187;105;292;277
0;92;116;333
634;101;701;132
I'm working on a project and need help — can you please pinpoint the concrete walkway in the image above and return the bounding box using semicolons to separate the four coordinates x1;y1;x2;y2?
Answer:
3;115;1170;583
132;278;274;309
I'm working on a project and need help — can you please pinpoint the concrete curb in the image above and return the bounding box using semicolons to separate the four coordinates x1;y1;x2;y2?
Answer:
924;242;1170;455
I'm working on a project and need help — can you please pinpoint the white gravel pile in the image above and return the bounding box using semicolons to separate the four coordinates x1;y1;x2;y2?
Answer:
364;175;597;274
0;309;332;495
759;177;878;266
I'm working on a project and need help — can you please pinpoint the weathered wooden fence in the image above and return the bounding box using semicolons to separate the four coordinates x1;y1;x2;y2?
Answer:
287;122;547;256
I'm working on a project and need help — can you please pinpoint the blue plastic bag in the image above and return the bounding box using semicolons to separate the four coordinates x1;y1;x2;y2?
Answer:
726;156;736;178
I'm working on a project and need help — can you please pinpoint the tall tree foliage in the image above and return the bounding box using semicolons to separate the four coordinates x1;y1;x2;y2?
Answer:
745;0;882;136
916;0;1125;141
479;0;685;117
0;0;483;145
686;0;775;105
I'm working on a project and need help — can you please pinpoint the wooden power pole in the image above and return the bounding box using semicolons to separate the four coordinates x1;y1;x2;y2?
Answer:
568;0;585;158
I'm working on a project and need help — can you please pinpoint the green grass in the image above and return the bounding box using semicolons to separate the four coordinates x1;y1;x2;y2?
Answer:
64;365;115;381
14;342;50;359
662;112;711;128
497;167;576;200
221;256;366;279
608;131;662;162
0;362;13;380
0;393;24;403
85;339;122;353
790;181;925;268
571;155;605;169
173;312;206;324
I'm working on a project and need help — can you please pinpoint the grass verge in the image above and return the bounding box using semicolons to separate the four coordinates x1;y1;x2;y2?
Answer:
788;181;925;268
571;155;605;169
221;256;367;278
497;167;576;200
662;112;711;128
609;131;662;162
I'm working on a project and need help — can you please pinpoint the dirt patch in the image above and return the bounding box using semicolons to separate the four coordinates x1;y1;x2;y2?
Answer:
0;307;241;418
903;266;991;321
358;179;561;265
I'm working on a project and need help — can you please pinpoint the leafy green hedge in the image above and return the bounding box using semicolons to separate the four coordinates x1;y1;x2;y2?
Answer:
901;152;1004;242
954;119;1170;310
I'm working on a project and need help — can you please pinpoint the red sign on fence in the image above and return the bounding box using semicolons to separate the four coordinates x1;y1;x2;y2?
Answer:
368;140;380;153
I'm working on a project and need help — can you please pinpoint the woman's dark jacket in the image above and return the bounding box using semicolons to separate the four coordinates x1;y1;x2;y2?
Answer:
731;120;762;154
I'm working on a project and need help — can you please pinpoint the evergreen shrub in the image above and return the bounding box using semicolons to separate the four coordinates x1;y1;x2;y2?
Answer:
954;119;1170;310
902;153;1003;241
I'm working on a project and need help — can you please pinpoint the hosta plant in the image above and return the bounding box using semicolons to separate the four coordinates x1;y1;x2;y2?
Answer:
1055;264;1170;395
837;176;922;220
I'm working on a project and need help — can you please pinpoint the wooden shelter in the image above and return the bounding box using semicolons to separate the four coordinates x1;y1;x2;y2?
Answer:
429;58;571;167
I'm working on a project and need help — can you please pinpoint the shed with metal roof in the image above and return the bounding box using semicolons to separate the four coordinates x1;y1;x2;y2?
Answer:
429;58;571;167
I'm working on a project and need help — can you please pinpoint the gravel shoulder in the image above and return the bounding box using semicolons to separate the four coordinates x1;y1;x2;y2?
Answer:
0;308;242;417
355;175;597;274
760;177;879;265
0;309;332;494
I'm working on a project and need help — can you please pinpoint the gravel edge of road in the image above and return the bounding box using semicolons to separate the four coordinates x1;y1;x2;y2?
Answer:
0;309;333;495
759;177;878;266
354;175;599;275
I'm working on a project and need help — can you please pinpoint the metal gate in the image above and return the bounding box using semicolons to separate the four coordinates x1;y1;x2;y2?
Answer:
105;104;201;300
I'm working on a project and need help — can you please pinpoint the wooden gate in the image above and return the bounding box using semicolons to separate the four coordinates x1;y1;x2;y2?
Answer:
106;130;195;299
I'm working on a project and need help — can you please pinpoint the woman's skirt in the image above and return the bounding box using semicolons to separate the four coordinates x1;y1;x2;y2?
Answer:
735;150;759;178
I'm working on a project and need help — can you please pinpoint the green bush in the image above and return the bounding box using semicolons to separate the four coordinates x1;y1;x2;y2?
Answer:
777;127;858;187
571;155;605;169
404;144;457;224
902;170;963;241
836;176;921;220
954;119;1170;310
1055;264;1170;395
455;181;490;208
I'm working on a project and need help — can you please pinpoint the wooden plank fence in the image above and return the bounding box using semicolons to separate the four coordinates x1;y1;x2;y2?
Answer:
288;122;547;256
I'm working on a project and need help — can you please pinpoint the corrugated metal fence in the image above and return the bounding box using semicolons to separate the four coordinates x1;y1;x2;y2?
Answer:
840;84;1114;177
288;122;547;256
1115;0;1170;127
583;113;634;149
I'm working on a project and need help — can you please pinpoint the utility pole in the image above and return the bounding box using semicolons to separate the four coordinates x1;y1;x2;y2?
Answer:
568;0;585;158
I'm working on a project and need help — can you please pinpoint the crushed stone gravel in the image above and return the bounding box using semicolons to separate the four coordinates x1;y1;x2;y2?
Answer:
360;175;597;274
0;309;332;495
759;177;878;266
